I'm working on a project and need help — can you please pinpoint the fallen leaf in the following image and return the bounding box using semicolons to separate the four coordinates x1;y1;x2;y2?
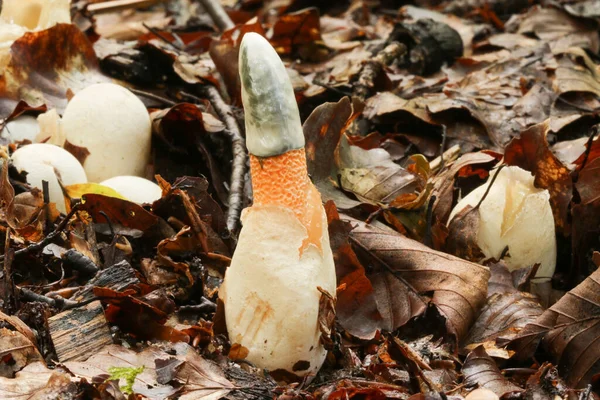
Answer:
80;193;160;234
64;183;126;201
0;328;42;377
269;8;325;59
65;343;234;400
0;24;111;117
97;287;189;343
338;135;420;206
462;346;523;397
304;96;362;210
327;202;383;340
508;260;600;388
0;362;78;400
463;291;543;357
343;215;489;343
504;121;573;234
516;7;599;53
431;151;497;227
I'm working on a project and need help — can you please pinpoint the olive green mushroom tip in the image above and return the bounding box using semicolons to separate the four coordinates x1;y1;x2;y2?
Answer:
238;33;305;158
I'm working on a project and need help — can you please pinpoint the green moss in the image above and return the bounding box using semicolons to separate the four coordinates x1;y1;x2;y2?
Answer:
107;365;145;395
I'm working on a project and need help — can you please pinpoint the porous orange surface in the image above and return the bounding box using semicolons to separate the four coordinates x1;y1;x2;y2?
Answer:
250;148;323;253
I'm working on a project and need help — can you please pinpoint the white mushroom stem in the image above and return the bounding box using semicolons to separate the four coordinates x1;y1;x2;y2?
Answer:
11;143;87;213
220;33;336;378
449;165;557;281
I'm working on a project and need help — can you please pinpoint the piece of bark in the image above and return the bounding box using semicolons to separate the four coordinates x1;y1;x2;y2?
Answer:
70;260;139;302
48;300;112;362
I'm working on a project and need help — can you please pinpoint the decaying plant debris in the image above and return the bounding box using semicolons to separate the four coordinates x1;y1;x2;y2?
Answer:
2;0;600;399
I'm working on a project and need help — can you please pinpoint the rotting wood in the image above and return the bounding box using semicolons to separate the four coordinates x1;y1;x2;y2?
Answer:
70;260;140;302
48;300;112;362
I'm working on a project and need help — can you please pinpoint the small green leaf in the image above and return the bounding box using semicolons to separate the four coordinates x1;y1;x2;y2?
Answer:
107;365;144;395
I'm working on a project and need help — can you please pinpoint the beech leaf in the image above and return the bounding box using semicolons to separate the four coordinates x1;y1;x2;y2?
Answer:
342;215;489;342
508;263;600;388
462;346;523;397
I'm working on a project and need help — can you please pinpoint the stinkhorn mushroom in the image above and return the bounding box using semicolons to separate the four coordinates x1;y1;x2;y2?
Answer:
100;176;162;204
220;33;336;378
11;143;87;213
61;83;152;182
448;166;556;281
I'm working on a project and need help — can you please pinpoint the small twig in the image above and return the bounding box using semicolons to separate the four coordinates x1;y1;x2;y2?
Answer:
577;124;599;174
313;78;353;97
142;23;184;51
2;231;17;313
99;211;116;239
474;165;506;211
179;91;208;109
197;0;235;31
439;124;448;171
129;88;177;107
201;85;247;236
18;287;96;311
430;145;460;174
423;195;437;248
0;204;81;262
580;384;593;400
88;0;166;14
178;297;217;314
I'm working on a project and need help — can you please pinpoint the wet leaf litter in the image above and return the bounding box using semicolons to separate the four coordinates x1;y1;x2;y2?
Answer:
0;0;600;399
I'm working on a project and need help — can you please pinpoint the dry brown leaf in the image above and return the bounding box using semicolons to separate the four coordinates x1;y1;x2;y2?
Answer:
0;328;43;377
343;215;489;342
65;343;233;399
0;362;77;400
338;135;420;206
0;24;111;117
503;121;573;234
508;262;600;388
327;202;383;340
304;96;362;210
516;7;599;53
462;346;523;397
463;291;543;357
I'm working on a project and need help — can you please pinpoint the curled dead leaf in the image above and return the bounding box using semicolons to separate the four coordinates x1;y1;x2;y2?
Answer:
0;24;111;117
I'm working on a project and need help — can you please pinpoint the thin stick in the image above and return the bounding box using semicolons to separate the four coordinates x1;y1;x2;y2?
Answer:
129;88;177;107
430;144;461;173
201;85;247;236
2;231;17;313
197;0;235;31
0;204;81;262
87;0;166;14
19;287;96;311
142;23;184;51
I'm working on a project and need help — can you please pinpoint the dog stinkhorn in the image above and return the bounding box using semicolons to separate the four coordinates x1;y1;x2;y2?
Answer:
220;33;336;379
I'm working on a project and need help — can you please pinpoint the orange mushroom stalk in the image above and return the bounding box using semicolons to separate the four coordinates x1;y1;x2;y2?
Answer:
219;32;336;378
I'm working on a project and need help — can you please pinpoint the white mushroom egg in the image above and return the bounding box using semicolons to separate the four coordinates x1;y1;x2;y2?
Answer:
61;83;152;182
11;143;87;213
100;176;162;204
